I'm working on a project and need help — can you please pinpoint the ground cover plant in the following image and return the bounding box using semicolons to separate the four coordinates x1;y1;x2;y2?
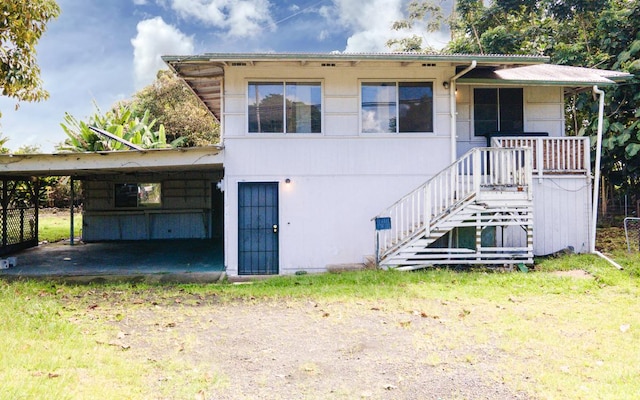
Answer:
1;227;639;399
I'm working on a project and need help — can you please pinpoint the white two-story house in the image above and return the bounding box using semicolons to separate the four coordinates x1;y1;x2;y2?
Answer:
3;52;628;276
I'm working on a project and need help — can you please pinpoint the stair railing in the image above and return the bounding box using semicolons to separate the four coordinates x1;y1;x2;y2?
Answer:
373;147;532;262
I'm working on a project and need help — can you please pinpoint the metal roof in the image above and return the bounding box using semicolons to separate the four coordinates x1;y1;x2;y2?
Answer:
457;64;633;86
0;146;224;178
163;52;550;64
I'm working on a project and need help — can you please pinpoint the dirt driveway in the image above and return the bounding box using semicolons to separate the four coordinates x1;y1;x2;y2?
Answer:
102;296;530;399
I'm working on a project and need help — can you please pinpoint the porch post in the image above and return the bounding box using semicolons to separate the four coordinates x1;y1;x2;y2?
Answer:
70;177;75;246
448;61;477;163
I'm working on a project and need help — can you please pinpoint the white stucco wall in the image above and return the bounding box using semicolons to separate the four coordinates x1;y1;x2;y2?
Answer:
222;61;456;274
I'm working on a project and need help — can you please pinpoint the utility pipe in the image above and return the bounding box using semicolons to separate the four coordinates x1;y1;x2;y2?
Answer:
449;60;477;164
591;86;605;253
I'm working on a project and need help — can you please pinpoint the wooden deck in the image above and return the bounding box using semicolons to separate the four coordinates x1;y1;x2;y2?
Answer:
492;136;590;177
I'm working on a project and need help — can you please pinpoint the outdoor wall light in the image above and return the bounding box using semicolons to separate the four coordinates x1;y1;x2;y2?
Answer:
443;81;450;89
285;178;291;184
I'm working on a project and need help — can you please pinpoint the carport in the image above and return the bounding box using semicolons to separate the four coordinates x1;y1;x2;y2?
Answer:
0;146;225;281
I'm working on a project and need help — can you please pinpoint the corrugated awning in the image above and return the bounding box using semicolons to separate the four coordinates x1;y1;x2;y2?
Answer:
457;64;633;87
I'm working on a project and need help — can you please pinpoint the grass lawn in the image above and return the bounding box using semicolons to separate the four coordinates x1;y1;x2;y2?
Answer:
2;218;639;399
38;210;82;243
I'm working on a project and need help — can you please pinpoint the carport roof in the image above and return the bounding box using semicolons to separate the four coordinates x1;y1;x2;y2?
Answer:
0;146;224;178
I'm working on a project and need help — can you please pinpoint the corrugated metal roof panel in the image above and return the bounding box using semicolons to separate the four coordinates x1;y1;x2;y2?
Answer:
163;52;550;64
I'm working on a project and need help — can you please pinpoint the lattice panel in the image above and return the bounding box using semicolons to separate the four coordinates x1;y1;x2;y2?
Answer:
624;217;640;252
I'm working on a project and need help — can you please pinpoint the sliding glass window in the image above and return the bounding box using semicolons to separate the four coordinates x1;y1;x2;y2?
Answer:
248;82;321;133
361;81;433;134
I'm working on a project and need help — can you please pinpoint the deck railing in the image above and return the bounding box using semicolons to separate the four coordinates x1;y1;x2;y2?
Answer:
373;147;532;261
492;136;590;177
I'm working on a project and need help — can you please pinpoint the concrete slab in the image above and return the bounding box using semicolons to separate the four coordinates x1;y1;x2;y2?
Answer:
0;239;225;283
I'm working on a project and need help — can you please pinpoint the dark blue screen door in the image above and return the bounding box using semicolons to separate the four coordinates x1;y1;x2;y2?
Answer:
238;182;279;275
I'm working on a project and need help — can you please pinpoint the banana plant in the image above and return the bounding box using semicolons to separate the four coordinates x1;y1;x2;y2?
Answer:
58;103;184;152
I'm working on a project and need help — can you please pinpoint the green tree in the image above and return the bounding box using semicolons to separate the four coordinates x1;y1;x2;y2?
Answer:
0;0;60;113
131;70;219;146
386;0;446;52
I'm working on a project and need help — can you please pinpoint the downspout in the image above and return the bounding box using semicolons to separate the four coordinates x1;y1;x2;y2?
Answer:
591;85;623;270
449;60;477;163
591;85;604;253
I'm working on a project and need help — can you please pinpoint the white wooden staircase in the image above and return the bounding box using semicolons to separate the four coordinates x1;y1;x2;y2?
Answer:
373;147;534;269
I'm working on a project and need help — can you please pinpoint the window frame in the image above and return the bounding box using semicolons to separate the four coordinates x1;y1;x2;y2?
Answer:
472;87;525;137
247;80;323;135
359;80;435;135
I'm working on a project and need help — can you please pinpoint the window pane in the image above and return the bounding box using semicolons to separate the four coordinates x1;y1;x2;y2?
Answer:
286;83;321;133
248;82;284;133
362;83;396;133
399;82;433;132
115;183;161;208
474;88;498;136
499;88;523;132
139;183;161;207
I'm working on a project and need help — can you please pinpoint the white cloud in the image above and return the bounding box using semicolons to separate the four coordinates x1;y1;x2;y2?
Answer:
167;0;275;37
328;0;450;52
133;0;148;5
131;17;194;89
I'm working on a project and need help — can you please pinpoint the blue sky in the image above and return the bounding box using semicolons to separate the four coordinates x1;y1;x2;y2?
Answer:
0;0;451;152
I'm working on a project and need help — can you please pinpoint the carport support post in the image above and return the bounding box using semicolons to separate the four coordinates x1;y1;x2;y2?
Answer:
2;179;7;247
70;177;75;246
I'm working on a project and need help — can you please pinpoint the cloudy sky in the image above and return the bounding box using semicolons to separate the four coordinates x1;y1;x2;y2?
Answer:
0;0;451;152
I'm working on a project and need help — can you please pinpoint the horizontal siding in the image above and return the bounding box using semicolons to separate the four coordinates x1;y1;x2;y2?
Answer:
223;63;452;138
533;177;591;255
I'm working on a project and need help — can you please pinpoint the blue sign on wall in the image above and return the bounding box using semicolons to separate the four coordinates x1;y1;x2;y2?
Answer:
375;217;392;230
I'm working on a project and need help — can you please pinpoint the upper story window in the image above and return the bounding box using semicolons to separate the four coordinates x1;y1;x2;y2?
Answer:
361;81;433;134
248;82;321;134
474;88;523;136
